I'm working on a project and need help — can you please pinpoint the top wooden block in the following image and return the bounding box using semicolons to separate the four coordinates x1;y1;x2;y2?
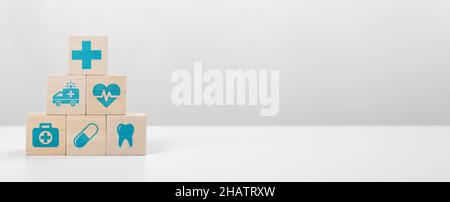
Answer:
68;36;108;75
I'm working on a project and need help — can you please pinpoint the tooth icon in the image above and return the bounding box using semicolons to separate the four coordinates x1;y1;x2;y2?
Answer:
117;123;134;148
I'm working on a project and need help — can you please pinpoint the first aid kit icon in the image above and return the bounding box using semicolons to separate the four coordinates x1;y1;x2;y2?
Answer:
32;123;59;148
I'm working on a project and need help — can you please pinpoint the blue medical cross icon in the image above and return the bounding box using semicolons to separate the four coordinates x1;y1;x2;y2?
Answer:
71;41;102;69
40;132;52;144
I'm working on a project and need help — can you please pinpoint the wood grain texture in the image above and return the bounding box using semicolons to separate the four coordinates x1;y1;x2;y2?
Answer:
26;113;66;155
66;115;106;155
46;75;86;115
86;75;126;115
68;36;108;75
106;114;147;156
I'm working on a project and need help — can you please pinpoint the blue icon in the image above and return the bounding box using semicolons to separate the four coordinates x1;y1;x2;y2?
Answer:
52;81;79;107
74;123;99;148
92;83;120;108
32;123;59;148
71;40;102;69
117;123;134;148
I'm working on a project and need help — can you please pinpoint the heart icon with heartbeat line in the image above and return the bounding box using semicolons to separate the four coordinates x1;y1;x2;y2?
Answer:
92;83;121;108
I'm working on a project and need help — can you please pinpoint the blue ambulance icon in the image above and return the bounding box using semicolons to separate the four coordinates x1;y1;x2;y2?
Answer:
52;81;80;107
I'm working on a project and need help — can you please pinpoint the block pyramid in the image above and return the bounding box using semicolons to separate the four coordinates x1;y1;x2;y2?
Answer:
26;36;147;156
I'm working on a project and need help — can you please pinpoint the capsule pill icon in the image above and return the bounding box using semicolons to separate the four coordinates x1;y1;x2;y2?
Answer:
74;123;99;148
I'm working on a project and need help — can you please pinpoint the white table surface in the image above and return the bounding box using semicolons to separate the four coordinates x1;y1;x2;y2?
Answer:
1;126;449;182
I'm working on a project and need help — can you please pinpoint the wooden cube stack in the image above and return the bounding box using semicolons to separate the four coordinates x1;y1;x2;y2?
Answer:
26;36;147;156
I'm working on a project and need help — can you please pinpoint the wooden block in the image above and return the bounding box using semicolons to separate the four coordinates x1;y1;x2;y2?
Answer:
106;114;147;156
86;75;126;115
66;115;106;155
46;75;86;115
68;36;108;75
26;113;66;155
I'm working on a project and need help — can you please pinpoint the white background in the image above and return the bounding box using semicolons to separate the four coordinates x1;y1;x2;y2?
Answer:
1;0;450;125
2;1;450;182
3;126;450;182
